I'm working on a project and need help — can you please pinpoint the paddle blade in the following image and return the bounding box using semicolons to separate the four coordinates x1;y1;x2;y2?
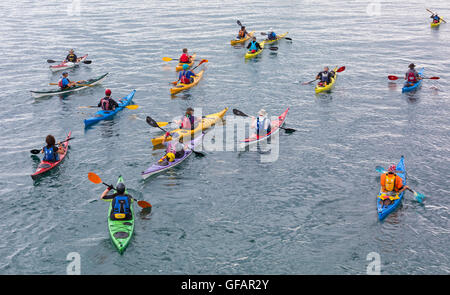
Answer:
260;32;267;35
375;166;386;173
285;37;292;41
138;200;152;208
156;122;169;127
162;57;173;62
237;20;242;27
146;116;159;128
336;66;346;73
269;47;278;51
125;105;139;110
232;109;249;117
82;60;92;64
30;149;41;154
88;172;102;184
388;75;399;80
428;77;440;80
282;127;296;133
47;59;56;63
414;191;425;203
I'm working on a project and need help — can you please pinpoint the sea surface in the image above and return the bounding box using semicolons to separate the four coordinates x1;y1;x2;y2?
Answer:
0;0;449;274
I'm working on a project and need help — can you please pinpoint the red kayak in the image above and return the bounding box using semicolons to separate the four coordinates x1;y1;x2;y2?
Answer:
49;55;88;72
31;131;72;180
241;108;289;146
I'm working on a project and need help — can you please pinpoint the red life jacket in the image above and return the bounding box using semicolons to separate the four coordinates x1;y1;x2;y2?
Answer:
180;53;189;63
58;79;63;87
407;71;417;83
180;71;191;84
100;97;112;110
181;116;193;129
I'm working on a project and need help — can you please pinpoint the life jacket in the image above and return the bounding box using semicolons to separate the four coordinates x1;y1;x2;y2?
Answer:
433;15;440;22
112;195;131;220
256;116;271;135
180;53;189;63
166;141;177;154
100;97;113;111
269;32;276;39
67;54;76;62
380;173;403;192
320;71;330;82
181;115;194;129
43;146;59;162
407;70;417;83
238;30;246;38
180;70;191;84
249;41;258;51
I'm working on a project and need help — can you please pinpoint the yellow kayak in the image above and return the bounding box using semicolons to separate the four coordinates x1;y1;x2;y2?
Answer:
430;19;442;27
151;107;228;146
230;31;255;45
264;32;288;44
175;53;196;72
315;67;338;94
245;41;265;59
170;70;204;95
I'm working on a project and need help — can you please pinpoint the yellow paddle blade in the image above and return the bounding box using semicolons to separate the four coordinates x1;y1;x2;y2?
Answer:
156;122;169;127
76;84;94;87
88;172;102;184
162;57;173;62
125;105;139;110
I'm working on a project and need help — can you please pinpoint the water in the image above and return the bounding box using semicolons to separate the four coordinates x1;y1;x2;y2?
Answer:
0;0;449;274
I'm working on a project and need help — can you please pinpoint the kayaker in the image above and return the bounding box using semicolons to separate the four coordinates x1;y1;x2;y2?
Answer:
247;37;262;53
404;63;422;87
251;109;272;136
430;14;441;23
379;165;410;207
267;28;277;40
179;48;192;64
237;26;248;39
64;49;78;63
40;135;65;162
316;67;335;86
176;107;200;130
58;72;77;89
178;64;197;84
98;89;119;111
101;182;133;220
159;133;187;164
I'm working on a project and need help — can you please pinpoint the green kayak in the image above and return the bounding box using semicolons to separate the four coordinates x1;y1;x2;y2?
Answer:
107;175;134;254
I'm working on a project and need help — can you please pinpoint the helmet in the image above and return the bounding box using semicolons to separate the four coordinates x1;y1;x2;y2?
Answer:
388;165;396;172
62;72;68;75
105;89;112;96
385;173;396;192
116;183;126;194
258;109;267;116
409;63;415;69
182;64;189;70
166;152;175;162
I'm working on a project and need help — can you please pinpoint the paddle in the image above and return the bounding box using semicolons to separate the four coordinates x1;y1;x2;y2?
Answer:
388;75;439;81
301;66;346;85
427;8;447;23
47;59;92;64
232;109;296;133
375;166;425;203
30;137;74;154
237;20;243;27
88;172;151;209
78;105;139;110
170;59;208;84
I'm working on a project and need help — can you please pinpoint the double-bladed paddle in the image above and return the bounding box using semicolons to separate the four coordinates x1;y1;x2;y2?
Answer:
260;32;292;41
375;166;425;203
426;8;447;23
301;66;346;85
47;59;92;64
78;104;139;110
30;137;74;154
388;75;439;81
88;172;152;209
232;109;296;133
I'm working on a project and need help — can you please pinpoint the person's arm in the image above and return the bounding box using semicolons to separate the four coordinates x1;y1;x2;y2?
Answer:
98;100;102;107
101;186;114;200
247;42;251;49
398;185;409;194
316;73;321;80
56;145;65;155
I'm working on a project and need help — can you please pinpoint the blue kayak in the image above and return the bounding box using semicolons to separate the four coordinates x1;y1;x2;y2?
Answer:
84;90;136;126
377;156;406;220
402;68;424;93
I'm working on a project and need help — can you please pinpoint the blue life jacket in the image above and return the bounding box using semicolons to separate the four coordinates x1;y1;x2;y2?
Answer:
269;32;276;39
256;117;271;135
113;196;131;215
43;146;59;162
249;41;258;51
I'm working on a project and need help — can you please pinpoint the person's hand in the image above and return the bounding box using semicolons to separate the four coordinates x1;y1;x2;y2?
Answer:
107;184;114;190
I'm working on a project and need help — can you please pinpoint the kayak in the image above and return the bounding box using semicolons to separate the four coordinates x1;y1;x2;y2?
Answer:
151;107;228;146
315;67;338;94
264;32;289;44
31;131;72;180
230;31;255;45
175;53;196;72
107;175;134;254
377;156;406;220
241;108;289;146
430;19;442;27
84;90;136;127
402;68;424;93
31;73;108;98
170;70;204;95
142;133;204;180
49;54;88;72
245;41;265;59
